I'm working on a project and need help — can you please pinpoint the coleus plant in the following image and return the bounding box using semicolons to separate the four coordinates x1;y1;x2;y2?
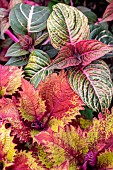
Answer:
1;1;113;170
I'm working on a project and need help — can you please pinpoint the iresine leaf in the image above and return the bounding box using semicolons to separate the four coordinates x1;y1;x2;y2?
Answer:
47;3;90;50
0;124;16;166
19;78;46;122
101;1;113;22
48;40;113;70
8;151;44;170
9;3;50;34
0;65;23;96
68;60;113;112
5;42;29;57
38;71;84;132
24;49;52;88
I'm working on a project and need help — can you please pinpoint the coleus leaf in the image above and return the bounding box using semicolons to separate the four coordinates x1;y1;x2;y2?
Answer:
35;125;87;169
68;60;113;112
35;110;113;169
19;78;46;122
101;1;113;22
0;65;23;96
8;151;44;170
0;97;31;142
51;160;69;170
38;71;84;131
47;3;90;50
6;42;29;57
24;49;52;88
48;40;113;70
0;124;16;165
9;3;50;34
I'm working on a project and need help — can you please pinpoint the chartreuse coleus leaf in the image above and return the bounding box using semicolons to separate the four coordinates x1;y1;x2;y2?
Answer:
35;110;113;169
47;3;90;50
19;78;46;122
8;151;44;170
68;60;113;112
9;3;50;34
38;71;84;132
0;124;16;168
51;160;69;170
48;40;113;70
24;49;52;88
35;125;88;169
0;65;23;96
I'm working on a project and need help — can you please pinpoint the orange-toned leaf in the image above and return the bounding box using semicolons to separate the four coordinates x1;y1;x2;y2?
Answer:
38;71;84;130
0;65;23;96
19;78;46;122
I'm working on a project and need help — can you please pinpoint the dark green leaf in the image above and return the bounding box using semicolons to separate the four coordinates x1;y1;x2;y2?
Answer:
5;42;29;57
5;55;28;66
9;3;50;34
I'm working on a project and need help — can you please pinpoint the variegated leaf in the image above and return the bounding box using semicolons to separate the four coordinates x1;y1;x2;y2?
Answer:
9;3;50;34
68;60;113;112
47;3;90;50
102;1;113;22
24;50;52;88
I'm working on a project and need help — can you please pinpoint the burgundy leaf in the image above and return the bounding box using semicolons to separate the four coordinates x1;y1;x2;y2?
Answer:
102;1;113;22
74;40;113;66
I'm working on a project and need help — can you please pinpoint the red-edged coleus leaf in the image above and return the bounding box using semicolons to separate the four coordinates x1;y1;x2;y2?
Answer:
101;1;113;22
0;97;31;142
35;125;87;169
0;123;16;168
38;71;84;131
51;160;69;170
19;78;46;122
48;40;113;70
7;151;44;170
0;65;23;97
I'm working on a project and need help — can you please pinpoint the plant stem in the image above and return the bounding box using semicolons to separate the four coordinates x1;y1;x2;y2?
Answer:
70;0;73;6
5;29;19;43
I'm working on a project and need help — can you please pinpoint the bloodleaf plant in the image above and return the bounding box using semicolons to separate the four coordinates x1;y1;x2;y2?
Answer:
1;1;113;170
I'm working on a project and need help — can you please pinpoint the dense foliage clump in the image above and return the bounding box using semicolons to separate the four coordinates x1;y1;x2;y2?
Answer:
1;0;113;169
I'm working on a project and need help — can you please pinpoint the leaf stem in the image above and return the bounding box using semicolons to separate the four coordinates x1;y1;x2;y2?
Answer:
5;29;19;43
70;0;73;6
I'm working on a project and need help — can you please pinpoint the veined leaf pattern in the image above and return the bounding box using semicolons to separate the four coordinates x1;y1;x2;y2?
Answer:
19;78;46;122
38;71;84;131
24;50;52;88
68;60;113;112
48;40;113;70
0;65;23;96
9;3;50;34
47;3;90;50
102;1;113;22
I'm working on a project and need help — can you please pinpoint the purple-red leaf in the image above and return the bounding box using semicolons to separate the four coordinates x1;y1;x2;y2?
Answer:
48;40;113;70
102;1;113;22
